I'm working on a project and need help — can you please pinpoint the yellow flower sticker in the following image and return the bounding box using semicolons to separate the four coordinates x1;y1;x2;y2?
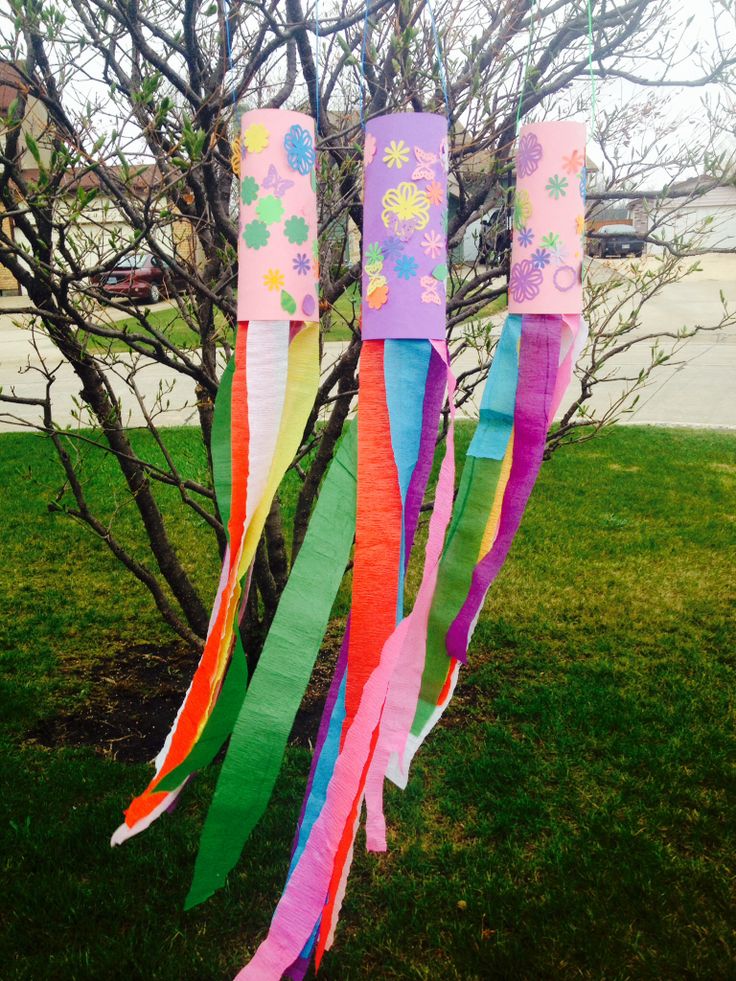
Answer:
244;123;270;153
383;140;410;169
381;182;430;232
263;268;284;292
576;214;585;235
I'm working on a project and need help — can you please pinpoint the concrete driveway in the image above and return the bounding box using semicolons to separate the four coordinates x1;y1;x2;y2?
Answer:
0;254;734;433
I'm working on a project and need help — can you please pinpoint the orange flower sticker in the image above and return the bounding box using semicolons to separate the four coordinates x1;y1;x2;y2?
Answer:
563;149;585;175
426;180;444;206
367;284;388;310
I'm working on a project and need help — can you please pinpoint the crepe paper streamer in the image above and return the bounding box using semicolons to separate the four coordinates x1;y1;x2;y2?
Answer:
237;109;318;322
508;121;586;316
361;113;448;340
235;341;457;981
112;109;321;844
183;421;357;908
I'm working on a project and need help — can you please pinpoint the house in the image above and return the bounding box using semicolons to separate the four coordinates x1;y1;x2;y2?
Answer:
0;60;200;296
628;176;736;252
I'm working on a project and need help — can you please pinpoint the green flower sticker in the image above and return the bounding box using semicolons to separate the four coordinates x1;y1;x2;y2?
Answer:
365;242;384;265
432;263;448;281
280;289;297;315
257;194;285;226
540;232;560;250
243;220;270;250
284;215;309;245
312;238;319;261
310;169;317;192
241;176;259;206
546;174;568;199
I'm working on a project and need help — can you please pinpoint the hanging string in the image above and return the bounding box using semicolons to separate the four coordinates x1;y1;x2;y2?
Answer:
315;0;321;131
514;1;536;135
586;0;597;136
359;0;369;129
223;0;236;108
426;0;450;120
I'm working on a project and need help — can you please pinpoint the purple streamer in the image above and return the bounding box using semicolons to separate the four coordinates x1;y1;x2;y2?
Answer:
445;314;562;661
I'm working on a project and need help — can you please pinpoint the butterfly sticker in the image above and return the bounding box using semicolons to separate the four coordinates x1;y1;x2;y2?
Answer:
393;217;422;242
262;163;295;198
420;275;442;305
367;274;388;295
412;146;438;181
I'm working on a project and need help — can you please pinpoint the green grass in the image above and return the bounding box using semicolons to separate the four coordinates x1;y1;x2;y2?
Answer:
1;425;735;978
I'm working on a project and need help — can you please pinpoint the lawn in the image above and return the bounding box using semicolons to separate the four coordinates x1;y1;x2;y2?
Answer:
1;424;734;979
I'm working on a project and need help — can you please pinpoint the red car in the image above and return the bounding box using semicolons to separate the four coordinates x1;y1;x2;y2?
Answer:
91;253;180;303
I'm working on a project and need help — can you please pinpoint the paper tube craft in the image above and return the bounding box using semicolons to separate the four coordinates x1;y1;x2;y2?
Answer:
386;121;589;782
111;108;319;845
233;112;456;980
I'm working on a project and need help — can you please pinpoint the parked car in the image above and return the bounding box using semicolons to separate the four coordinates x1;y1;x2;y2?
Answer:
91;253;183;303
588;224;644;258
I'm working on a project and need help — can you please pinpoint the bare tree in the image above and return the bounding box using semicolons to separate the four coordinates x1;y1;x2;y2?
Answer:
0;0;734;653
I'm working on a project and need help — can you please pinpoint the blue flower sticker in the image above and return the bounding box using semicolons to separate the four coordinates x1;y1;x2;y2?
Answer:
518;227;534;247
394;255;418;280
383;236;404;259
292;253;311;276
284;124;316;176
531;248;550;270
580;166;587;202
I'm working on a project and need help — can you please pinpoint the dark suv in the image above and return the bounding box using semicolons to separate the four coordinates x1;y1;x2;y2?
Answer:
91;253;183;303
588;224;644;258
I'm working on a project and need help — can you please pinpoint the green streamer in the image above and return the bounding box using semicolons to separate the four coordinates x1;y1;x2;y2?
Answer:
412;456;504;735
185;421;358;909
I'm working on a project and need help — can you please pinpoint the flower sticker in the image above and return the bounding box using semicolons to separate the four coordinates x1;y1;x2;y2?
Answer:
580;166;587;201
517;132;543;177
421;230;444;259
531;248;550;269
244;123;269;153
364;132;377;166
293;253;311;276
367;284;388;309
284;215;310;245
563;149;585;175
426;180;444;206
546;174;568;199
553;265;577;292
540;232;560;251
382;236;404;259
513;189;532;231
241;176;259;206
256;194;285;226
383;140;410;169
263;268;285;292
394;255;418;280
509;259;543;303
576;215;585;236
381;182;430;236
284;124;316;175
518;227;534;248
243;220;270;250
365;242;384;265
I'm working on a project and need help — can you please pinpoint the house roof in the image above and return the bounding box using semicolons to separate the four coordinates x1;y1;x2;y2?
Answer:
17;164;161;196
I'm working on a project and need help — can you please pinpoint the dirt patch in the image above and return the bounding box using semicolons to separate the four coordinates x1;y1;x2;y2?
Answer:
27;630;343;763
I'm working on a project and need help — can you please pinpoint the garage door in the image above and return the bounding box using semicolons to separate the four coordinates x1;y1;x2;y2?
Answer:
671;206;736;251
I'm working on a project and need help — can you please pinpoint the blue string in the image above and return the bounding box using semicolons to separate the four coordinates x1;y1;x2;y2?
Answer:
359;0;369;129
426;0;450;119
223;0;236;108
315;0;321;130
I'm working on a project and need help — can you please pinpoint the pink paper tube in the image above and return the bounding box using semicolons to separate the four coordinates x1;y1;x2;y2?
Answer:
237;108;319;322
508;121;586;316
361;112;448;340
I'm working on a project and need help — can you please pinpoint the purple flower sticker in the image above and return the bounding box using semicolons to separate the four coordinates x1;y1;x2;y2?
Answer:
510;259;543;303
518;227;534;247
292;253;311;275
531;248;550;270
517;132;543;178
553;264;577;292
